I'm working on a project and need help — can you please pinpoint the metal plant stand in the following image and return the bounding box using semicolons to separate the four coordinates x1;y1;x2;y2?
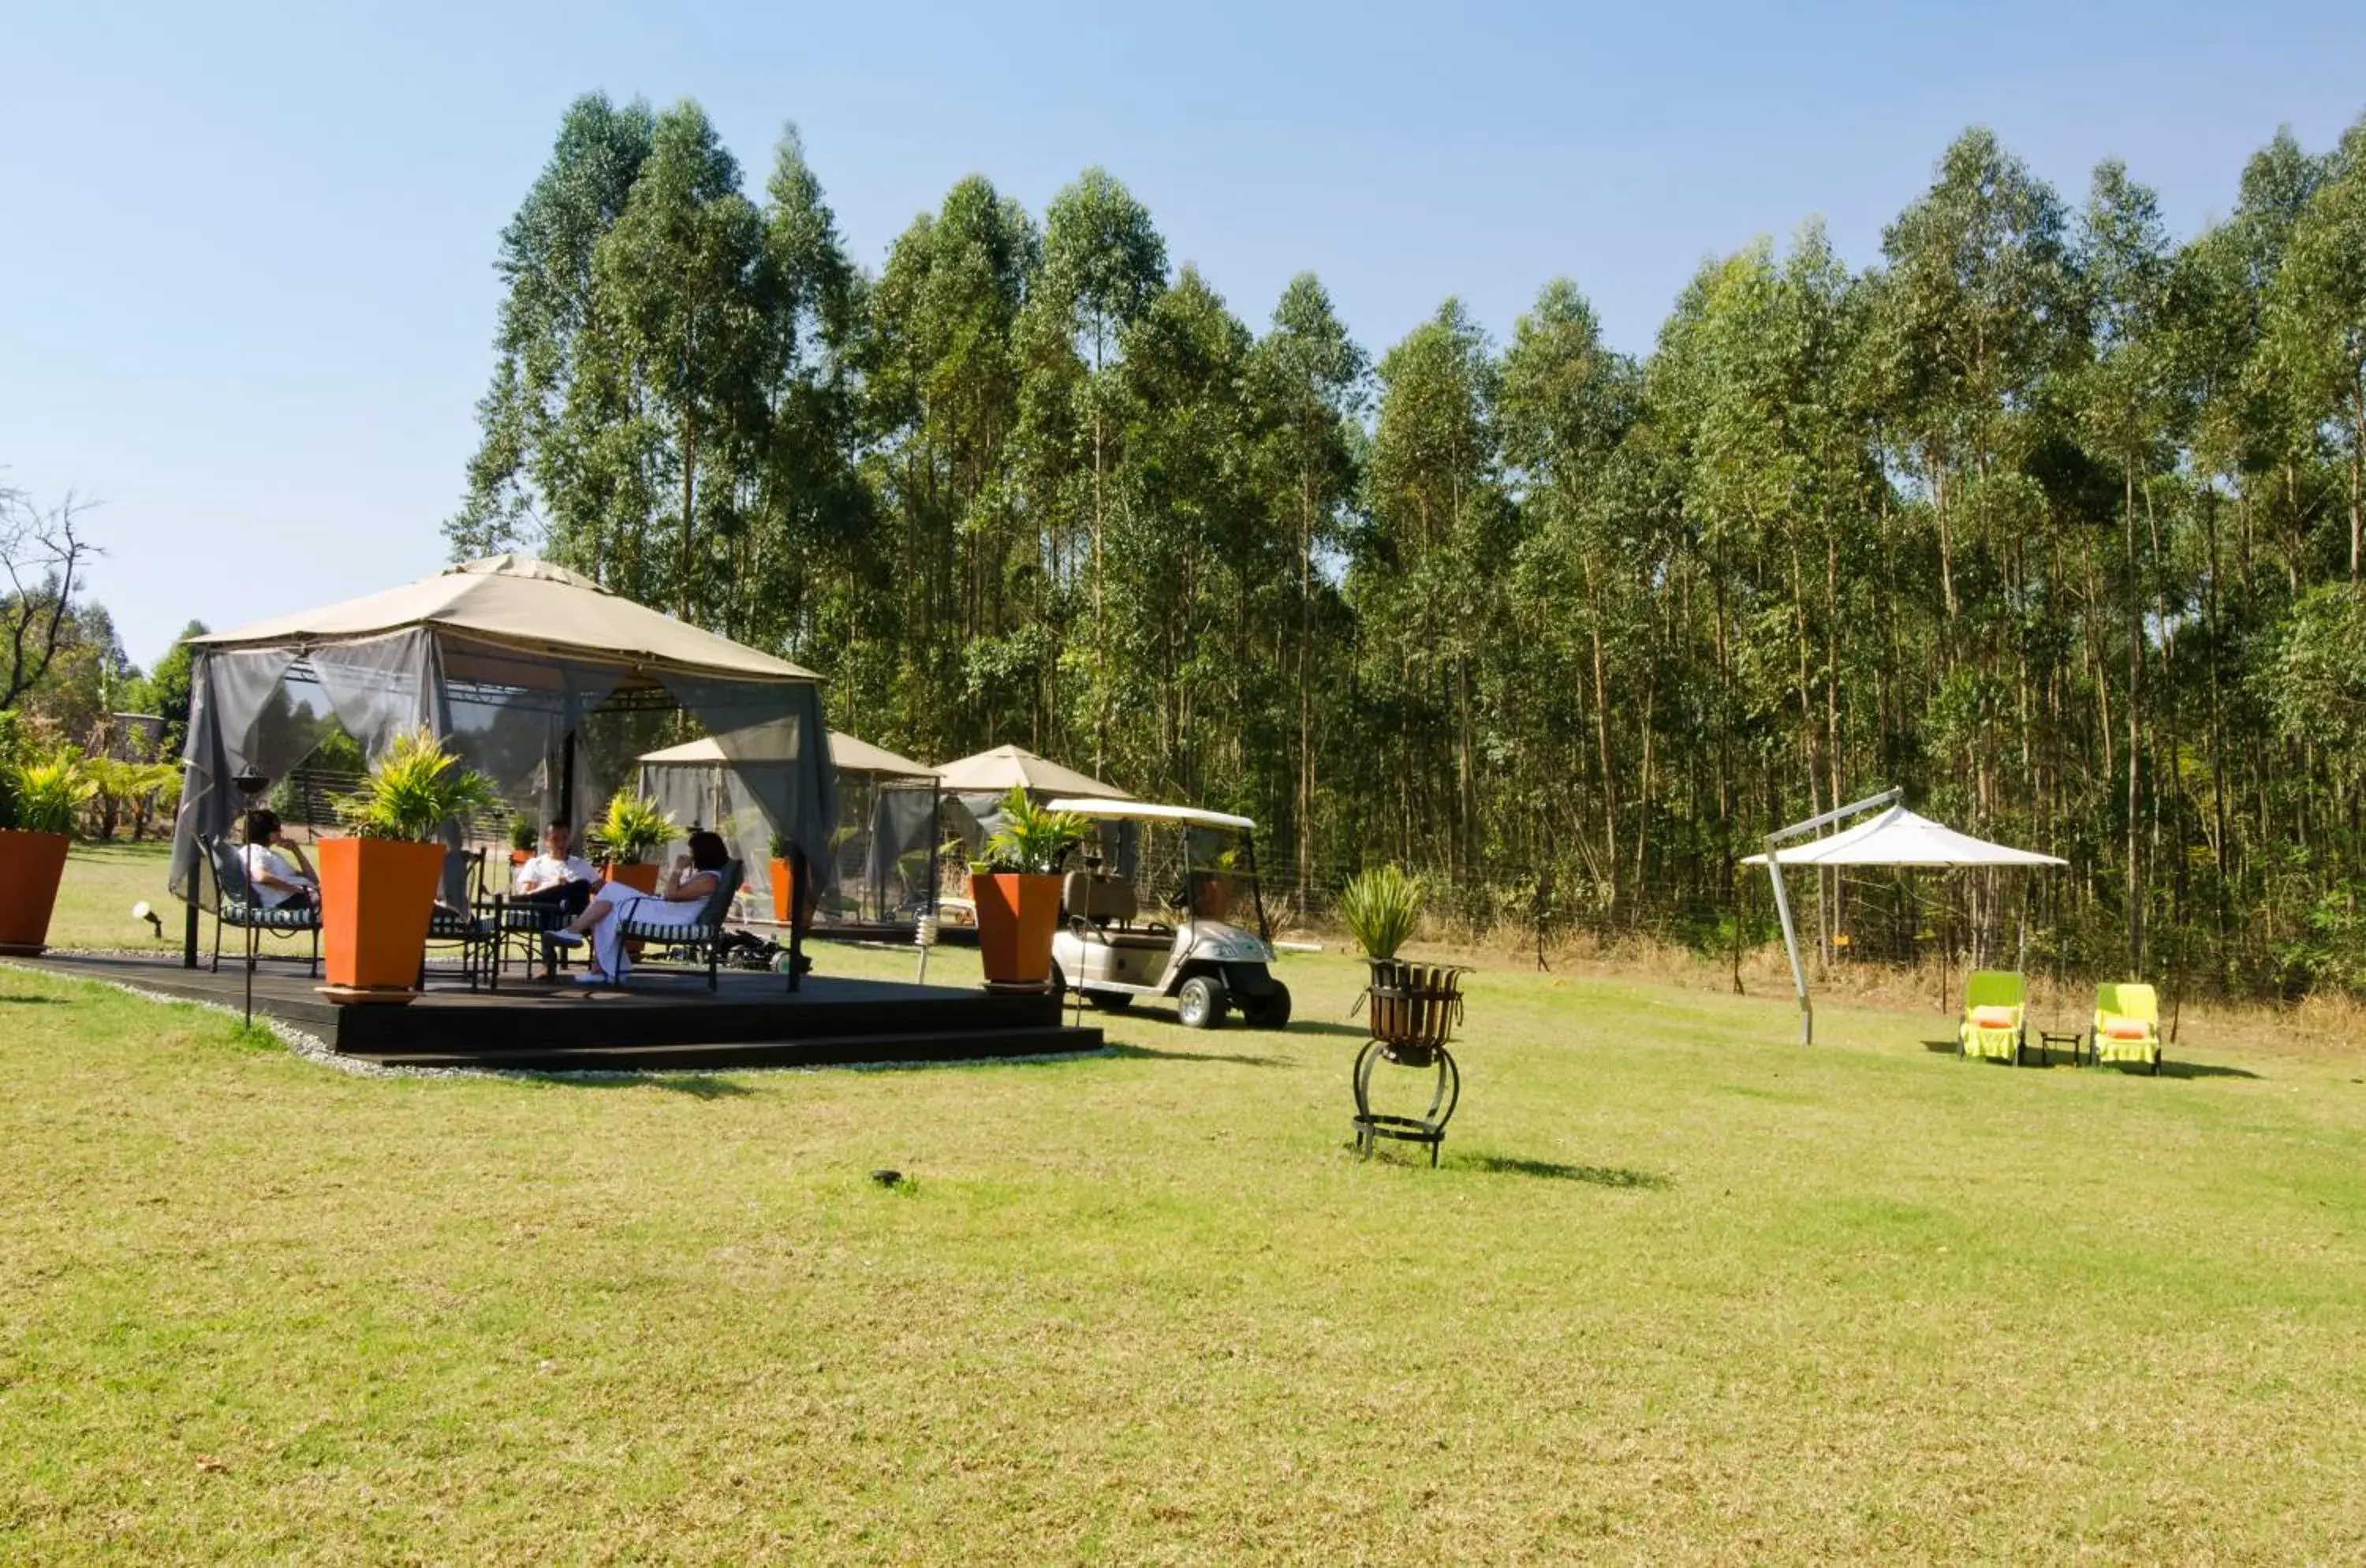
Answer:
1351;962;1468;1165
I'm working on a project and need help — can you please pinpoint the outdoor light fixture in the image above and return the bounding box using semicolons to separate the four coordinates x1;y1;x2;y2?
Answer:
132;901;162;937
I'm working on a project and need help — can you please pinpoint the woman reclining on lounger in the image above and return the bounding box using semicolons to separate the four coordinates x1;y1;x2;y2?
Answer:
548;829;727;984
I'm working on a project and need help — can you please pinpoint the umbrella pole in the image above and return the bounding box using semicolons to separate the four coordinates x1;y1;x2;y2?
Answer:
1766;856;1812;1045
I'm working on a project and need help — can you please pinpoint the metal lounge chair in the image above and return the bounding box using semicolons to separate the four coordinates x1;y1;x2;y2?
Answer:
614;860;747;991
1957;969;2028;1066
2088;982;2163;1074
198;833;320;978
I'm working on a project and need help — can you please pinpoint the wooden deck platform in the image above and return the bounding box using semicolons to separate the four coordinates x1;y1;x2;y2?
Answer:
18;953;1101;1071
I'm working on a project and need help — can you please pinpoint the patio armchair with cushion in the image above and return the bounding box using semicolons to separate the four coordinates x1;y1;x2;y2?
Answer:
2089;982;2163;1074
614;859;748;991
197;833;320;978
1957;969;2028;1066
419;847;494;992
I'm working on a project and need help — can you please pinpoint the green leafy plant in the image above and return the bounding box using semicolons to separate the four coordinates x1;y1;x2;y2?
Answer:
0;711;26;831
767;828;793;863
1340;864;1425;961
330;727;499;842
6;752;92;837
588;791;677;866
974;788;1082;875
509;816;538;853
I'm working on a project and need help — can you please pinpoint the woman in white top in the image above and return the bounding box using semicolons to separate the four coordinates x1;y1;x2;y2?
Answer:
549;829;727;984
240;810;319;911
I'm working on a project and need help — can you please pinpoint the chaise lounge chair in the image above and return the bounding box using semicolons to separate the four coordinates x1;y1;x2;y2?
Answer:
2088;982;2163;1075
1957;969;2028;1066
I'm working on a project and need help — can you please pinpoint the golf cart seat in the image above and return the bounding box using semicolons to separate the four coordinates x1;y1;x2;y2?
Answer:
1064;870;1137;928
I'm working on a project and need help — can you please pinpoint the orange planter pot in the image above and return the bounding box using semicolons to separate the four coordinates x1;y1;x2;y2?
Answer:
0;830;72;956
318;837;446;1002
769;857;800;926
971;871;1062;987
606;863;660;894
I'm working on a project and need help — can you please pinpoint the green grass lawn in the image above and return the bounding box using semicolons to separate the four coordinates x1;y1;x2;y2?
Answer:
6;845;2364;1561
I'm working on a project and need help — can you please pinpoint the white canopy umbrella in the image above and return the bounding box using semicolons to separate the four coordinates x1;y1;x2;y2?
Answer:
1744;790;2066;1043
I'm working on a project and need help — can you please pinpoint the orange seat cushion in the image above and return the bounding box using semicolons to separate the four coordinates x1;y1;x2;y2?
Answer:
1970;1006;2018;1029
2103;1020;2151;1040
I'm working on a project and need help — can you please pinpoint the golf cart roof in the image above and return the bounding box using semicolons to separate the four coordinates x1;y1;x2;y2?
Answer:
1043;798;1256;831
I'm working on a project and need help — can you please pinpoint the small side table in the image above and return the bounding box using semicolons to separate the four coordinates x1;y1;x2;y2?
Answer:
2037;1029;2084;1067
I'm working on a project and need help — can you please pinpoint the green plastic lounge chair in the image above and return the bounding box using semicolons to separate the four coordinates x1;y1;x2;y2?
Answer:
2090;982;2162;1075
1957;969;2028;1066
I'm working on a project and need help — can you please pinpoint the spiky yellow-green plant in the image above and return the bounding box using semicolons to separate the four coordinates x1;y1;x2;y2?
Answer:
1339;863;1424;961
330;727;499;842
588;791;678;866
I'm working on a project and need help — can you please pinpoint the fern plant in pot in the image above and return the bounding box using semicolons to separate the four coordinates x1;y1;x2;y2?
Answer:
969;787;1081;987
588;792;676;894
319;726;497;1002
0;713;92;957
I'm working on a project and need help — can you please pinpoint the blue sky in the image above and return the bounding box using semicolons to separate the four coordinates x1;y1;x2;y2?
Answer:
5;0;2361;667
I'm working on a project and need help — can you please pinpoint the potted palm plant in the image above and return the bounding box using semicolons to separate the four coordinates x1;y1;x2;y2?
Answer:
588;792;675;894
509;815;537;866
0;715;90;957
1341;864;1432;1045
969;787;1081;987
319;726;497;1002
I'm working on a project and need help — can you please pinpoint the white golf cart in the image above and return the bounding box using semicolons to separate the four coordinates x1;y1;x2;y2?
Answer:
1044;798;1292;1030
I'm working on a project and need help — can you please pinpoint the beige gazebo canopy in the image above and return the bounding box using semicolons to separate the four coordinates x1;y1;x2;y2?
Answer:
191;554;819;683
933;744;1129;801
172;555;835;932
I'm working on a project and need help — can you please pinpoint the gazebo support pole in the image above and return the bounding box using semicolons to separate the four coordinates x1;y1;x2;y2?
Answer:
787;846;806;995
1766;856;1812;1045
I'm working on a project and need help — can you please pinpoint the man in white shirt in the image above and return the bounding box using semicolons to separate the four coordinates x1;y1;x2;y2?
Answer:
240;810;319;911
514;821;598;920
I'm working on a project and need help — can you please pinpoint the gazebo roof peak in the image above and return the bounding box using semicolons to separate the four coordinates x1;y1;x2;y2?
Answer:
442;554;610;592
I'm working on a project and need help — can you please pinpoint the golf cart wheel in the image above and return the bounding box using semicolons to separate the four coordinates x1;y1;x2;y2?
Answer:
1086;990;1133;1012
1177;975;1229;1030
1242;983;1292;1030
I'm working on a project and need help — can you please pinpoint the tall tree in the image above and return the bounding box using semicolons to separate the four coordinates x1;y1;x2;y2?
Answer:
1028;169;1167;770
2265;114;2366;580
447;93;656;559
1248;274;1367;884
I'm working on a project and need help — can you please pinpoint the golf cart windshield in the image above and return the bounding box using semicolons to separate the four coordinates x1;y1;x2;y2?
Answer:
1045;799;1267;938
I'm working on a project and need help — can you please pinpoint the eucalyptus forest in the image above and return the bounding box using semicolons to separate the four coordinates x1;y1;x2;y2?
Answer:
448;95;2366;999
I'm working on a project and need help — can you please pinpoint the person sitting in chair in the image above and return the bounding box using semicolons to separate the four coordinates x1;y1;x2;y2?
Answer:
514;820;598;919
548;829;726;984
241;810;319;911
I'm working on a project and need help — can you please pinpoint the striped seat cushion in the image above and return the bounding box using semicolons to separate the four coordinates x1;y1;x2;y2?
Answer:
618;921;721;944
223;902;318;929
